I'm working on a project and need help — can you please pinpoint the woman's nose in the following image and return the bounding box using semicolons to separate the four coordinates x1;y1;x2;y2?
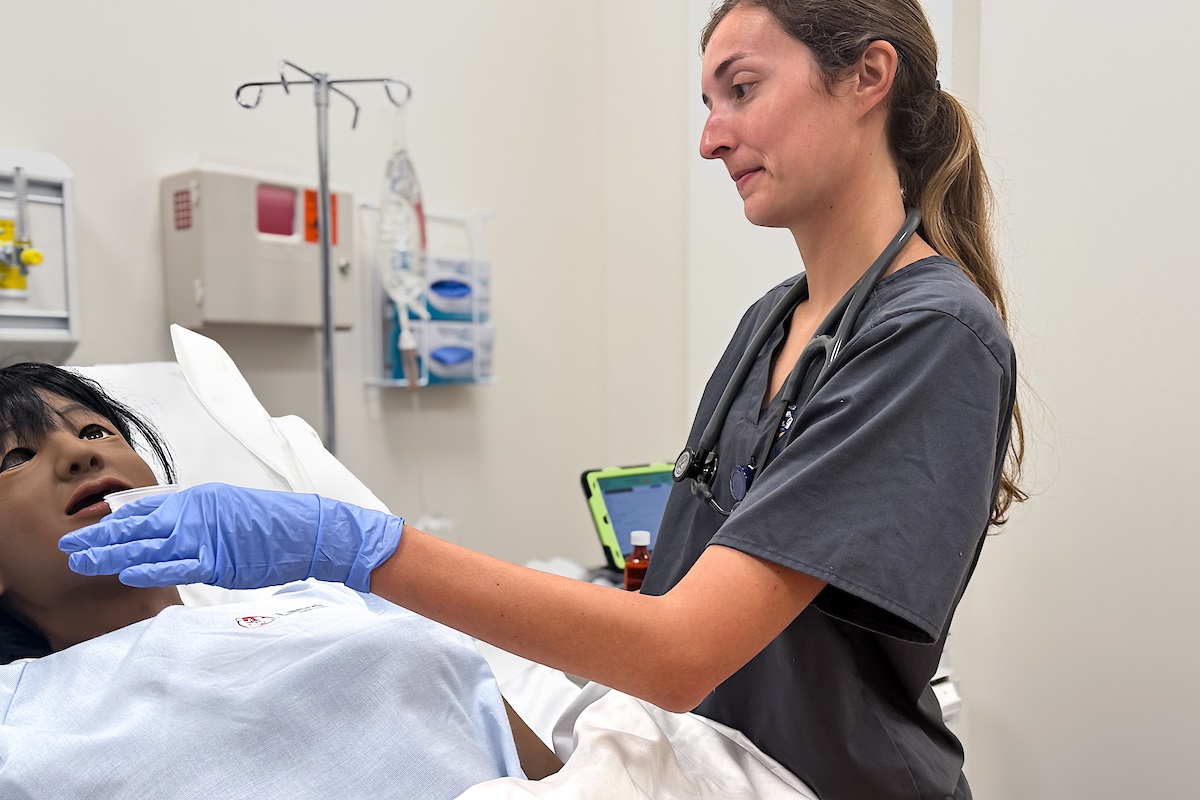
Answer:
699;110;731;160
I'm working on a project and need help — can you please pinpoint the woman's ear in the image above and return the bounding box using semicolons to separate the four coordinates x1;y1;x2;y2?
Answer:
854;39;899;115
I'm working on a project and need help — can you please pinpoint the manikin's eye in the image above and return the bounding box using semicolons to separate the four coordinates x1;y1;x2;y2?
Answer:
79;424;115;442
0;448;35;473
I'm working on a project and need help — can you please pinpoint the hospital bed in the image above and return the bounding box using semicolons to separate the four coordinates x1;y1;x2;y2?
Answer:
82;325;818;800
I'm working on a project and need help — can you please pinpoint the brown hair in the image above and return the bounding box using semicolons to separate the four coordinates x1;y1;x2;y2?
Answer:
702;0;1026;524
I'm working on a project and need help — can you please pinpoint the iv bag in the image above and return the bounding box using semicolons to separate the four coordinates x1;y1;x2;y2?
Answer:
379;106;428;386
379;107;427;321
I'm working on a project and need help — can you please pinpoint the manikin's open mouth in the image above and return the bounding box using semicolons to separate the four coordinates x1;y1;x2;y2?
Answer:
66;478;131;516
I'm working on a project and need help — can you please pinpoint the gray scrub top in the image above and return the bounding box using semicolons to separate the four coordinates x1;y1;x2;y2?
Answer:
641;257;1016;800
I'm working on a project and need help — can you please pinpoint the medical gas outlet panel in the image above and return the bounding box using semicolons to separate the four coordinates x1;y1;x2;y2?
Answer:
0;150;79;366
161;166;355;330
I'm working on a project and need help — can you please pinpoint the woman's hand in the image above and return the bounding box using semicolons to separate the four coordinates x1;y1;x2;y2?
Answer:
58;483;403;592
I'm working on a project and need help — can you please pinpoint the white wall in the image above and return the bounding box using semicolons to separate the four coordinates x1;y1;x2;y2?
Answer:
600;1;691;463
0;0;688;568
951;0;1200;796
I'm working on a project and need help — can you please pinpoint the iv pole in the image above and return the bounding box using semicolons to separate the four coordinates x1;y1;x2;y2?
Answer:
234;61;412;456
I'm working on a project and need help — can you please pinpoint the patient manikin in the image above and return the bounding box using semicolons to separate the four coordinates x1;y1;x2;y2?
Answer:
0;363;525;799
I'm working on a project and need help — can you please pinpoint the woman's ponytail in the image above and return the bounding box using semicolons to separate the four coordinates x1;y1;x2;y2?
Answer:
899;89;1027;524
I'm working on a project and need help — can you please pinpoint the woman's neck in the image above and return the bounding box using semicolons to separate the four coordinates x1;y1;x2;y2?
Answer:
789;180;933;313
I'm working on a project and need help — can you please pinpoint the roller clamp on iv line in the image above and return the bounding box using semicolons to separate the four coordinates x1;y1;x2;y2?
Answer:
674;208;923;517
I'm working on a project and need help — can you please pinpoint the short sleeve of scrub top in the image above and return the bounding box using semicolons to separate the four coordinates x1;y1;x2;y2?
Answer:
712;266;1014;642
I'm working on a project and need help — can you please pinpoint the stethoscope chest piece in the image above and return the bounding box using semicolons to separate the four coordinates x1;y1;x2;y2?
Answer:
674;447;716;485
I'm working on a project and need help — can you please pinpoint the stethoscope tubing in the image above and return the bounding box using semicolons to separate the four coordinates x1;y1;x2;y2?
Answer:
678;207;923;516
693;278;810;458
784;206;923;418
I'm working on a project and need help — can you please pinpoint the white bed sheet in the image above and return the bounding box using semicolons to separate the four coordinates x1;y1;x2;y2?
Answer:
470;645;817;800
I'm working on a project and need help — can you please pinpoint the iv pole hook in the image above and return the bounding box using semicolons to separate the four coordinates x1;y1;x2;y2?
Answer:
233;60;413;455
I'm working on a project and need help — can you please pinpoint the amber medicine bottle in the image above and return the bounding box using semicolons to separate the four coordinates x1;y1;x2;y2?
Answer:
624;530;652;592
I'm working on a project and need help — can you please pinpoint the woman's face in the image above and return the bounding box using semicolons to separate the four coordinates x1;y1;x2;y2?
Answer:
0;394;157;606
699;5;864;230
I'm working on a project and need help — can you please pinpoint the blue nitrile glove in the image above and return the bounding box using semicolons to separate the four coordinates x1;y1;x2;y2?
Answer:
58;483;403;592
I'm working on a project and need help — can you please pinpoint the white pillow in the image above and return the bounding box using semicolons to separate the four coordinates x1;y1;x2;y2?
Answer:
73;361;291;492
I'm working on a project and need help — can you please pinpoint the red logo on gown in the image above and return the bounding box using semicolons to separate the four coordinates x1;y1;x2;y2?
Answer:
236;615;275;628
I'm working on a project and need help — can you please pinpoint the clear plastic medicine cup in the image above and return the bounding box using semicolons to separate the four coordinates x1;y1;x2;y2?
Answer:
104;484;182;512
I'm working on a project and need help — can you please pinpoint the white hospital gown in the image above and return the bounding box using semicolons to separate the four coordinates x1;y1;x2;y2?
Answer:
0;582;523;798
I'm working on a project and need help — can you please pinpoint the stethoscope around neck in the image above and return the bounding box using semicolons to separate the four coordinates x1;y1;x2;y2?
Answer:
672;207;923;517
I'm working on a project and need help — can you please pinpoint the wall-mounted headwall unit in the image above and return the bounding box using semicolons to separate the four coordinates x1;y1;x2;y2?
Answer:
0;150;79;366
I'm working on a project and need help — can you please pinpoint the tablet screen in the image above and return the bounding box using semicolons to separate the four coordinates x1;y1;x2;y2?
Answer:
595;470;672;555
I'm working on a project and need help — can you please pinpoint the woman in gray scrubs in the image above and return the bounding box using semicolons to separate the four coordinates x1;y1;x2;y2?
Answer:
63;2;1025;797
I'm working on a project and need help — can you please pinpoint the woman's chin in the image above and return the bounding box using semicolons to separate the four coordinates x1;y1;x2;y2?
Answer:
742;204;792;229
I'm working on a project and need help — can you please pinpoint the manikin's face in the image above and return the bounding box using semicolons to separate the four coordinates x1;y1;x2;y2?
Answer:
0;395;157;607
699;5;863;230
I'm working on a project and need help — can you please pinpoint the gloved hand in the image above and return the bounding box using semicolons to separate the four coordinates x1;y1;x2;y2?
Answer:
58;483;404;593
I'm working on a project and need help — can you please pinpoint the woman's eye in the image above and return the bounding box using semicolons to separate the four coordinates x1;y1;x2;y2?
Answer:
732;83;752;100
80;424;115;442
0;448;34;473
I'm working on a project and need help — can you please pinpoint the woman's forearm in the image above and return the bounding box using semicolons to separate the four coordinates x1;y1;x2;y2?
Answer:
371;526;698;709
370;525;824;711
